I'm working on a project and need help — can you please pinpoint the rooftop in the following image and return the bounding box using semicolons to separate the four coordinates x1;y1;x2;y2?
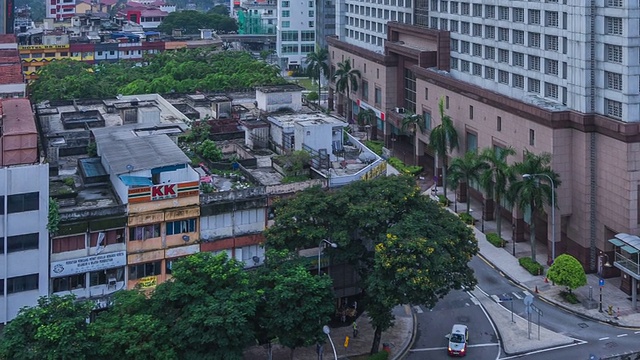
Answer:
256;84;305;93
0;98;36;135
92;126;190;174
0;64;25;85
267;112;346;129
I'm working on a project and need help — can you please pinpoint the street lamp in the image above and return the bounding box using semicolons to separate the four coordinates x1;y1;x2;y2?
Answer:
318;239;338;275
322;325;338;360
522;173;556;264
598;252;612;313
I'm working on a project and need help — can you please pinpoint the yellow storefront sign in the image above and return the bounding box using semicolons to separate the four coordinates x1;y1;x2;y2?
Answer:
361;161;387;181
138;276;157;288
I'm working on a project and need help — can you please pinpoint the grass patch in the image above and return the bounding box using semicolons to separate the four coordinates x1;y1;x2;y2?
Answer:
560;290;579;304
291;77;315;91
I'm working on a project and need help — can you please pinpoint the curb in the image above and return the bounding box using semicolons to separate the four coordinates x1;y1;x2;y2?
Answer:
391;308;418;360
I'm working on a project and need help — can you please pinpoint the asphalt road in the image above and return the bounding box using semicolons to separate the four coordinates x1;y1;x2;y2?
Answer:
407;255;640;360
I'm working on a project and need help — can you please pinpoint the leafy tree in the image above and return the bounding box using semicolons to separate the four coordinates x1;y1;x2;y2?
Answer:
429;97;459;201
208;4;230;16
546;254;586;293
265;176;478;354
253;260;335;357
401;111;425;162
151;252;261;360
30;51;288;103
305;48;329;105
0;295;95;360
333;59;361;124
157;10;238;35
47;197;60;234
88;291;176;360
357;108;378;140
447;151;489;213
198;139;223;162
479;146;516;238
306;91;319;102
508;151;560;262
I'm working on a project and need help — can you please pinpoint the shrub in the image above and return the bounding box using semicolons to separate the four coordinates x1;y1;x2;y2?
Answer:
519;257;545;276
438;194;449;206
459;212;475;225
365;140;384;156
485;233;504;247
387;157;423;177
86;142;97;157
63;177;75;187
560;290;579;304
368;351;390;360
197;140;223;162
306;91;319;102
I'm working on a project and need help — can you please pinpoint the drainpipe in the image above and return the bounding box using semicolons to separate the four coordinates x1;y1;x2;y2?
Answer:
3;168;9;324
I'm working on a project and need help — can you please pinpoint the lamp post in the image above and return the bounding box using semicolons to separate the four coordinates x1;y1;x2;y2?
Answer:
522;173;556;264
323;325;338;360
318;239;338;275
598;252;612;313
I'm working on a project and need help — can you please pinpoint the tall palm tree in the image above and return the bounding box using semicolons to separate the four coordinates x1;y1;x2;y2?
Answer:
357;108;378;140
479;146;516;239
429;97;459;201
447;151;489;213
333;59;361;124
507;151;561;262
305;48;329;105
401;111;425;164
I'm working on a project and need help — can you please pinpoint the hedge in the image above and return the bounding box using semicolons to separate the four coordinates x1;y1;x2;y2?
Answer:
518;257;545;276
459;212;475;225
438;195;449;206
485;233;504;248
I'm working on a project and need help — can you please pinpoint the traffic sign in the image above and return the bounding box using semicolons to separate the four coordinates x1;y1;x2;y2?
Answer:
524;294;534;306
599;278;605;287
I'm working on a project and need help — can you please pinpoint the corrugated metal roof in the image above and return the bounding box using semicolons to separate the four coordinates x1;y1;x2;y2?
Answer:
93;126;189;175
0;98;36;134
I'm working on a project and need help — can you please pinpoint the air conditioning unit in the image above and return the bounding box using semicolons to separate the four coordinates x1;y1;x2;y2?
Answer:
395;107;405;114
107;275;117;288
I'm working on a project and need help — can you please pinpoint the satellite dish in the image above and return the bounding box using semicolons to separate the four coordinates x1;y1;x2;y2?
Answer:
126;164;134;172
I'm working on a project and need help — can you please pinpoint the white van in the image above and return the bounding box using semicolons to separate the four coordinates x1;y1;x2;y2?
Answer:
447;324;469;357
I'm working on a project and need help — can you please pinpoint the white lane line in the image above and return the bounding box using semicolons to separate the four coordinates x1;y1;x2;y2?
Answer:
470;297;480;306
617;334;628;338
499;341;587;360
413;305;423;314
491;295;501;302
512;292;523;300
523;290;532;297
469;343;500;348
599;337;610;341
410;346;447;352
635;331;640;334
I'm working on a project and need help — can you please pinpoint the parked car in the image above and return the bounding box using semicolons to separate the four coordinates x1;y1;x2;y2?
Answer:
447;324;469;357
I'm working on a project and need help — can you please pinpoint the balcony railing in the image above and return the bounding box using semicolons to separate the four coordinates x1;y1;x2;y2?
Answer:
615;252;640;276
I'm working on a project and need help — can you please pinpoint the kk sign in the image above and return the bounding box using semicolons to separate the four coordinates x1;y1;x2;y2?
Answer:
151;184;177;201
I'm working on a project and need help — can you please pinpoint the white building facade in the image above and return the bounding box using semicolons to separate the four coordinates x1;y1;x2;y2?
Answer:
0;164;50;324
276;0;317;69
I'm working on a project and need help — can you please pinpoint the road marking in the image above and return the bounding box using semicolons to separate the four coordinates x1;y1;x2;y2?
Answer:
491;295;501;302
470;297;480;306
468;343;499;348
499;341;587;360
617;334;628;338
410;346;447;352
635;331;640;334
413;305;423;314
512;292;523;300
523;290;532;297
599;337;610;341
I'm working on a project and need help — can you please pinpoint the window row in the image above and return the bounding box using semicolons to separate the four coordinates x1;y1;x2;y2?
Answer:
281;30;316;42
280;10;314;18
0;274;38;295
128;219;198;241
349;0;412;11
347;7;412;23
347;30;384;47
51;229;125;253
0;233;39;253
446;25;567;52
430;3;565;28
280;44;316;54
280;0;314;7
52;269;124;293
0;192;39;214
451;58;567;102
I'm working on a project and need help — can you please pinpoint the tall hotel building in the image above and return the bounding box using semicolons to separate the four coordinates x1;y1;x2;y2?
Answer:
328;0;640;295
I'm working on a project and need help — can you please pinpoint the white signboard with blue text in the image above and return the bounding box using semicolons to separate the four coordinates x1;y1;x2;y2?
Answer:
50;251;127;277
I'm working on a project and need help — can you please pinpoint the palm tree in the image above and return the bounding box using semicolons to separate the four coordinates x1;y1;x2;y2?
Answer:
479;146;516;239
507;151;561;262
401;111;425;164
333;59;361;124
305;48;329;105
357;108;378;140
447;151;489;213
429;97;459;201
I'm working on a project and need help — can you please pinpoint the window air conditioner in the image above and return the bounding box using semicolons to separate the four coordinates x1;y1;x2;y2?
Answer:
395;107;405;114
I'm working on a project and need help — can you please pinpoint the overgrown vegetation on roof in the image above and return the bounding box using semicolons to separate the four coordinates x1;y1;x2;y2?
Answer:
29;48;288;103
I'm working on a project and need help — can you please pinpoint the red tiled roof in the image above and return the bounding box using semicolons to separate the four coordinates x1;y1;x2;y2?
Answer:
140;8;167;16
0;98;36;135
0;64;25;85
0;34;17;44
100;0;118;5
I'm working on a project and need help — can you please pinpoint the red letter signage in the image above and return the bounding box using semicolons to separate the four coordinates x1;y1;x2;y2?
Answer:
150;184;178;201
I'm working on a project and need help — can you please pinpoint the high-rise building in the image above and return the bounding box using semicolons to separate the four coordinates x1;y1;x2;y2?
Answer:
0;98;50;324
327;0;640;285
277;0;317;70
46;0;76;20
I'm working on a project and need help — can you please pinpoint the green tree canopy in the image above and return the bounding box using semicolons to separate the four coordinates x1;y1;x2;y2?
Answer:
447;151;489;213
264;175;478;353
157;10;238;35
546;254;587;293
29;50;288;103
0;295;95;360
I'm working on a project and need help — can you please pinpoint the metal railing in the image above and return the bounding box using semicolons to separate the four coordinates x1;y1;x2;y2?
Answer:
615;252;640;276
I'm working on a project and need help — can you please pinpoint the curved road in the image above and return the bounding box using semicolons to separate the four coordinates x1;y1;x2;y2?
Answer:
407;255;640;360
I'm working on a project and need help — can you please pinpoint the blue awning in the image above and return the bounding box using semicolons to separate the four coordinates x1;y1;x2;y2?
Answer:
622;245;640;255
119;175;153;186
608;238;625;247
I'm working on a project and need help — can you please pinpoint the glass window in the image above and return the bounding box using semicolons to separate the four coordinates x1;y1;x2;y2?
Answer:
7;274;39;294
528;9;540;25
374;87;382;106
7;233;39;253
8;192;39;213
605;71;623;90
528;78;540;93
545;35;558;51
129;224;160;241
166;219;196;235
90;268;123;286
484;66;495;80
129;261;162;280
282;1;290;6
281;30;298;41
53;274;85;292
466;132;477;152
423;111;431;130
301;30;315;42
282;10;290;17
546;11;558;27
605;44;622;63
282;21;290;28
605;99;622;118
605;17;623;35
362;80;369;101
